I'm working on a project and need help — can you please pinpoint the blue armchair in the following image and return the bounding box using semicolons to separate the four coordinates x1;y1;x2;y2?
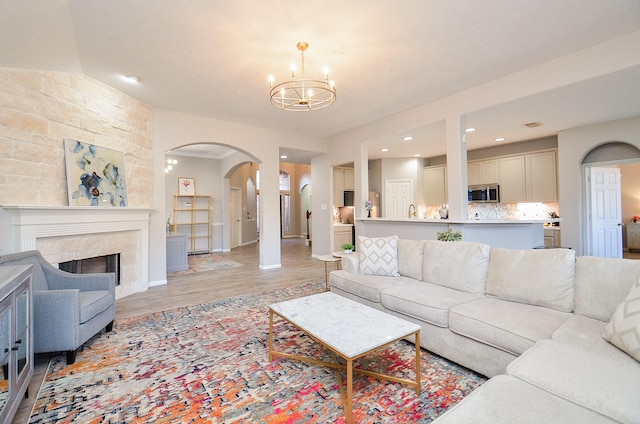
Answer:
0;250;115;364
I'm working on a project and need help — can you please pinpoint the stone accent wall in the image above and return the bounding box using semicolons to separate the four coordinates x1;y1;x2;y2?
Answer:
0;68;153;207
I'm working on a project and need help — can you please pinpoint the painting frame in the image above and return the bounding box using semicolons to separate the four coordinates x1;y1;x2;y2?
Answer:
178;177;196;195
64;139;129;207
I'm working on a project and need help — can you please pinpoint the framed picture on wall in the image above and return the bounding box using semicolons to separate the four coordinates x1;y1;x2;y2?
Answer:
64;138;128;207
178;177;195;195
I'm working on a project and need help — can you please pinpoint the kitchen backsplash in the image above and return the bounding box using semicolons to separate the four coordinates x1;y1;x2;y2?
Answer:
422;202;560;221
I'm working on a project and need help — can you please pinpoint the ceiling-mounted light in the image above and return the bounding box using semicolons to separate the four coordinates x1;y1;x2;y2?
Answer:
123;75;140;84
494;137;506;142
403;136;413;141
413;154;421;157
380;148;389;152
280;155;288;159
465;127;476;133
269;42;336;111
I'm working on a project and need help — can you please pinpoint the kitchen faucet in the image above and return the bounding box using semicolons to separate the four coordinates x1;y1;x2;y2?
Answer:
408;204;416;218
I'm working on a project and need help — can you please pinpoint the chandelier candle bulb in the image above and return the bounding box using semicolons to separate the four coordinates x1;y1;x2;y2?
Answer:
269;41;336;111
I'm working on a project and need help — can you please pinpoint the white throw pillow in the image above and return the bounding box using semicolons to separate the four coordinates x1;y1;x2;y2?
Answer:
603;276;640;362
358;235;400;277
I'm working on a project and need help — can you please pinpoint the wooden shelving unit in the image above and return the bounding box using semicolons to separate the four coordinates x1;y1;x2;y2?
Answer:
172;195;212;254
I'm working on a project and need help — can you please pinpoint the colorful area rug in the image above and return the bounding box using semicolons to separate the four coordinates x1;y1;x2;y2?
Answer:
28;282;486;423
168;253;242;275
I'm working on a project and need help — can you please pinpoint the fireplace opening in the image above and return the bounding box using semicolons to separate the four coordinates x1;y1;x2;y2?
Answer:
59;253;121;286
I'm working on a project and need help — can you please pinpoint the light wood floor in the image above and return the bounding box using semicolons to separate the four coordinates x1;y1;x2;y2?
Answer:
14;238;325;423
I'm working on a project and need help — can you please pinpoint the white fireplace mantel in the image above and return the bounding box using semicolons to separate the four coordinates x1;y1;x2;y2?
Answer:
0;206;153;297
1;206;152;248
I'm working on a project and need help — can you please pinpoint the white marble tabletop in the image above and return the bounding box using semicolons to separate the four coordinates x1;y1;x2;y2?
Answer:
269;292;420;358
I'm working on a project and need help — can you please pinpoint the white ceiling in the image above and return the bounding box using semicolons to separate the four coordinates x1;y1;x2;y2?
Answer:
2;1;640;163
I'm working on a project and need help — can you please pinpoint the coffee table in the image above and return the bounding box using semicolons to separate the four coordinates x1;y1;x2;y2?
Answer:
268;292;421;424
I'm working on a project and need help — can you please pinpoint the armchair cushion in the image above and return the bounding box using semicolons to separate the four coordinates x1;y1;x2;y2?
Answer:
79;290;113;324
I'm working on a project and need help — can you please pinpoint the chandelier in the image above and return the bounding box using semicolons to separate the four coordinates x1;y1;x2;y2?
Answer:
268;42;336;111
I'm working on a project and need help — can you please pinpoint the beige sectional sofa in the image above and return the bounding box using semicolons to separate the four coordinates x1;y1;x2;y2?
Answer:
329;236;640;423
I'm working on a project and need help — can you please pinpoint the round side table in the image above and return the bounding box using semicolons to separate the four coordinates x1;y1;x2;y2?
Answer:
318;255;341;291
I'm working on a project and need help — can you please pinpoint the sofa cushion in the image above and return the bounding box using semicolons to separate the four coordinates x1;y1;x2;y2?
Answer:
78;290;113;324
574;256;640;321
422;240;490;294
449;297;571;356
431;374;617;424
507;339;640;424
329;270;416;303
381;282;482;327
397;239;424;281
603;276;640;362
486;247;575;312
552;315;639;366
357;235;400;276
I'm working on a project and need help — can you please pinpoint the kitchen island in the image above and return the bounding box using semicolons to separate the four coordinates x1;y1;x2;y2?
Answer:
356;217;563;250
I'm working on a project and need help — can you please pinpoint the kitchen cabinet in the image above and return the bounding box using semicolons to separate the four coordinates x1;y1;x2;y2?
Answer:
333;167;355;206
468;159;499;185
526;151;557;202
424;165;447;205
498;151;557;203
334;225;353;252
544;227;561;248
627;223;640;251
0;265;33;424
173;195;213;254
343;168;355;190
498;156;527;202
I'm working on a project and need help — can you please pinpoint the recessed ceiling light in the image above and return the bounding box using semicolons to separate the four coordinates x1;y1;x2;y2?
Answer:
122;75;140;84
403;136;413;141
465;127;476;133
494;137;506;142
413;154;421;157
280;155;288;159
380;148;389;152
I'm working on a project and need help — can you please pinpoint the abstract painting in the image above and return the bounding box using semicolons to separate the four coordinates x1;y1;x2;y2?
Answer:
64;139;128;207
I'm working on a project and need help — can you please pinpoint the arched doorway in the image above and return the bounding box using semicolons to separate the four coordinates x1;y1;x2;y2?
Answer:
582;142;640;258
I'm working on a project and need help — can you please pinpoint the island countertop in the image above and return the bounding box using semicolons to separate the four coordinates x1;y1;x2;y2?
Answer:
355;217;562;249
356;217;562;225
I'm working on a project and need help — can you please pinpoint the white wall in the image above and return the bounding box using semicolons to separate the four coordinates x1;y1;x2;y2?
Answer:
152;109;326;282
558;116;640;255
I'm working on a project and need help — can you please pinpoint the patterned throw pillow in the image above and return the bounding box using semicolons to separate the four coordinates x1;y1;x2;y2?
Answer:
603;277;640;362
358;235;400;276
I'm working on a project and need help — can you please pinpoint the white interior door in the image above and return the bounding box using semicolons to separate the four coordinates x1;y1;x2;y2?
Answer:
385;179;413;219
590;167;622;258
230;187;241;248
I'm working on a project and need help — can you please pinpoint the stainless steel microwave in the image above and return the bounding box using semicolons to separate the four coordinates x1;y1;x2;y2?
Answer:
468;184;500;203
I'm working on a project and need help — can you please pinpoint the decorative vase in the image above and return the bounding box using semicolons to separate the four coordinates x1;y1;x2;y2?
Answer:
344;249;352;254
438;205;449;219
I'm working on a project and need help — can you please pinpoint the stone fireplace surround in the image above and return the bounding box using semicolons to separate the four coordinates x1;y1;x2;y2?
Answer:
0;206;151;299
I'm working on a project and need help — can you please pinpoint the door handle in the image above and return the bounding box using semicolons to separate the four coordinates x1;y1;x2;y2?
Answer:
618;223;623;226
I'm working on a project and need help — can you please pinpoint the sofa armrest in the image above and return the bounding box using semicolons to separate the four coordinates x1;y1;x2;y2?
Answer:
341;254;359;273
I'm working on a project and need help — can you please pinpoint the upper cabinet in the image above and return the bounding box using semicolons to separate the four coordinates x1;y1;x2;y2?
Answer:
525;151;557;202
498;156;527;202
497;151;557;203
333;167;355;206
343;168;355;190
424;165;448;205
468;159;499;186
